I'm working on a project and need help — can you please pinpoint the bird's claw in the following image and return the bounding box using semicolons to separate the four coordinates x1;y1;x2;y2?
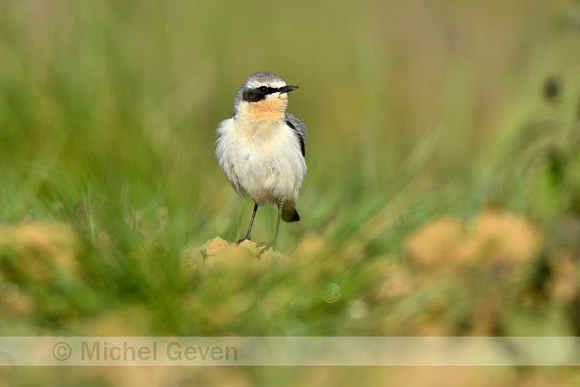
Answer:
237;236;251;244
257;240;278;255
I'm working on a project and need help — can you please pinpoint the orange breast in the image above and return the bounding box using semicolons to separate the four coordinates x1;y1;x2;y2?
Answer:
249;99;286;118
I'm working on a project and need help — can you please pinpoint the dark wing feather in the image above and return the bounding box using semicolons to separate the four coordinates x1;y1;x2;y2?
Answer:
285;113;307;157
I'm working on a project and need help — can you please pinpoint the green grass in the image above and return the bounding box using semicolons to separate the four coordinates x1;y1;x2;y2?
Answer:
1;0;580;385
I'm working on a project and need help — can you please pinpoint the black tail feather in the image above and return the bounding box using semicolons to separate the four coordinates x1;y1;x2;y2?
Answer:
281;202;300;222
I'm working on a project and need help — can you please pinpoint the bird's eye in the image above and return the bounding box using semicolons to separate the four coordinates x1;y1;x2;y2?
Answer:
258;86;268;93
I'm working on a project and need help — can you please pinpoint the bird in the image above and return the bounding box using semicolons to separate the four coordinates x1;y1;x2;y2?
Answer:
215;71;307;252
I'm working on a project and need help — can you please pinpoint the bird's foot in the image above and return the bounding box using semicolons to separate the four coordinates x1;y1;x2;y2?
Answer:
237;236;251;245
257;240;278;255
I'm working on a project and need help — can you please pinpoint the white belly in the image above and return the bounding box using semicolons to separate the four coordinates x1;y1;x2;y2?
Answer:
216;117;306;205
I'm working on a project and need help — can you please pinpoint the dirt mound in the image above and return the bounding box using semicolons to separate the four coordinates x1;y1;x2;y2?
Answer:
182;237;289;272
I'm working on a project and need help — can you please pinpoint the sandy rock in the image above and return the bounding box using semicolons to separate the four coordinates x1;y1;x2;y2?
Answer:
181;237;288;273
201;236;230;256
0;221;81;282
405;209;540;272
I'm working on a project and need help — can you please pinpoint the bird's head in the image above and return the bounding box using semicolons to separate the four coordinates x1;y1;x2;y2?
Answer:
233;71;299;118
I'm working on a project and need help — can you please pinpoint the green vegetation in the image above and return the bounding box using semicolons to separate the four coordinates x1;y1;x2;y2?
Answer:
1;0;580;385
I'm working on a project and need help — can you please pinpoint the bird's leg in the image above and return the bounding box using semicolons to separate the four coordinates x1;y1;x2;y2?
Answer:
237;203;258;244
258;204;282;254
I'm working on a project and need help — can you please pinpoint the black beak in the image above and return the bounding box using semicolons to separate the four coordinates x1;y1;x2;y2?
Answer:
278;85;299;93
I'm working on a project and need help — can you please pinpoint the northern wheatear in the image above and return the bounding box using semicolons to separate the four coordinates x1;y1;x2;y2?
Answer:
215;71;307;251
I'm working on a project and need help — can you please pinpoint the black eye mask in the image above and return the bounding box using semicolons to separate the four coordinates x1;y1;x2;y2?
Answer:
242;85;299;102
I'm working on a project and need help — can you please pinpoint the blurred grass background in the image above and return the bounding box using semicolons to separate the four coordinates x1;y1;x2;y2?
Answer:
1;0;580;385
